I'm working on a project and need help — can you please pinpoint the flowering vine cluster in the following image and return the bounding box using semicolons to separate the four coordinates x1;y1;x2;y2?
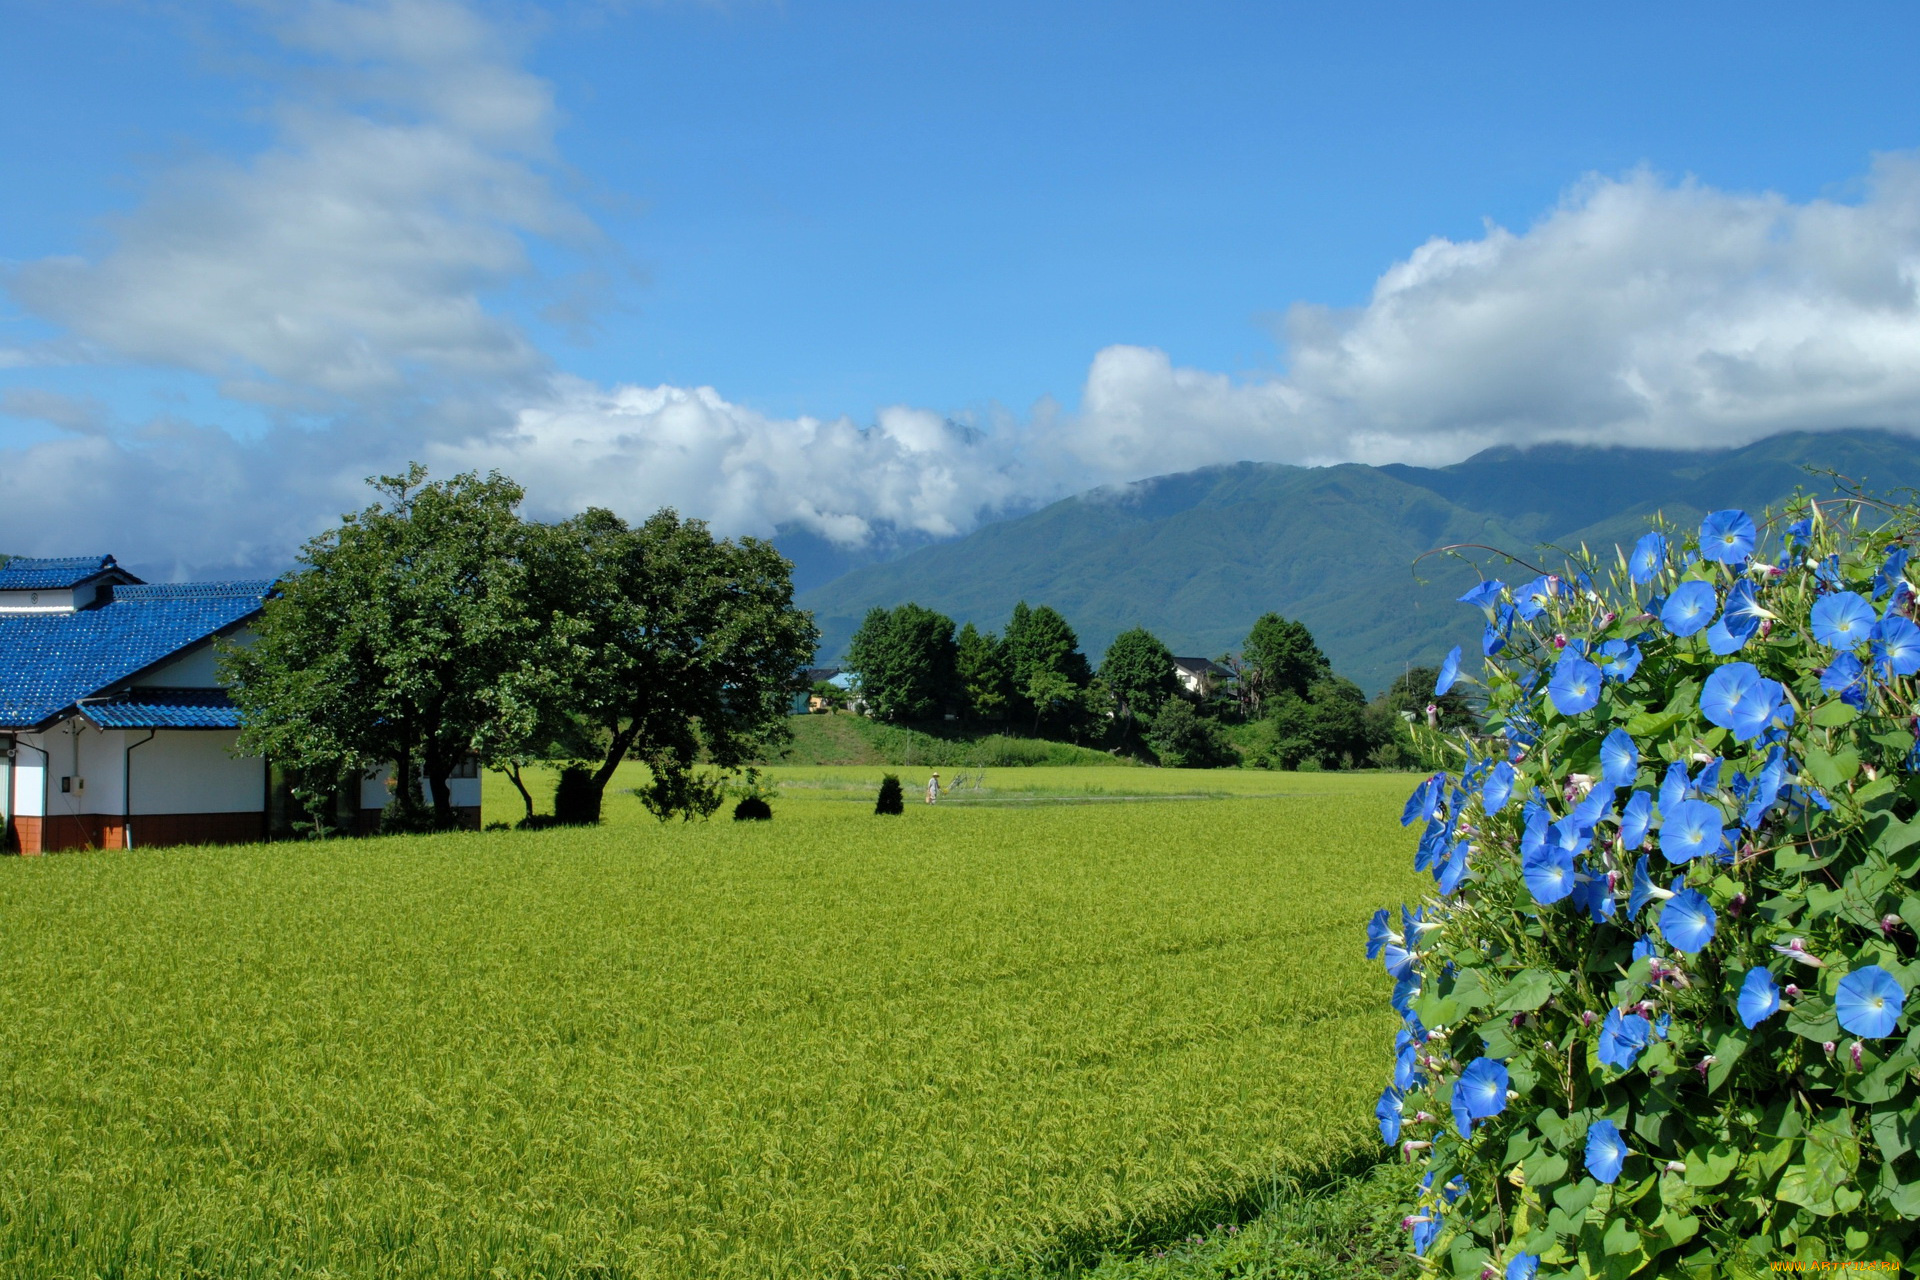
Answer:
1372;499;1920;1278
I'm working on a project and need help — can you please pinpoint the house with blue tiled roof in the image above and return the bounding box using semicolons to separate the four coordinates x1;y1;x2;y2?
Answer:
0;555;278;852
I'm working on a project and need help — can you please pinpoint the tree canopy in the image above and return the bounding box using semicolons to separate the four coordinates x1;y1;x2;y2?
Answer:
845;603;959;722
1240;613;1330;707
223;466;548;830
1099;627;1177;737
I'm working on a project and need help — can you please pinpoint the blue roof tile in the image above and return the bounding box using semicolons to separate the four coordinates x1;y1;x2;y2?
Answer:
0;554;135;590
81;688;243;730
0;581;271;729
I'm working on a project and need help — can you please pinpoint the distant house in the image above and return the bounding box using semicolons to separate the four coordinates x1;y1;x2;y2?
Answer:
0;554;479;854
1171;656;1233;698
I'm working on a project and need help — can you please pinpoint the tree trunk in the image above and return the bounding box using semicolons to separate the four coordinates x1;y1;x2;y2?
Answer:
589;719;643;806
507;763;535;821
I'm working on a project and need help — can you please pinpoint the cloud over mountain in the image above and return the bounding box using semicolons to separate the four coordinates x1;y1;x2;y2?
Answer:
3;0;1919;577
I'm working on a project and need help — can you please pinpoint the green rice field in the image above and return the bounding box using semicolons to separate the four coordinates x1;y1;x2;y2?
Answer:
0;766;1418;1278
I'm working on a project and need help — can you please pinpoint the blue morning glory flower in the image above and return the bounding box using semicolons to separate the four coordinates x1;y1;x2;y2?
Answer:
1514;575;1557;621
1571;787;1614;835
1699;509;1757;565
1660;889;1717;954
1377;1086;1403;1145
1434;646;1462;695
1661;580;1718;638
1452;1057;1509;1136
1585;1118;1629;1184
1410;1215;1440;1257
1596;638;1643;681
1520;807;1549;861
1401;774;1442;827
1632;935;1658;962
1436;840;1471;895
1597;1009;1650;1071
1599;728;1638;789
1576;864;1616;924
1507;1254;1540;1280
1811;591;1877;649
1659;798;1726;863
1700;661;1783;742
1628;532;1667;585
1392;972;1422;1020
1721;579;1769;636
1522;845;1578;905
1627;855;1660;917
1874;546;1910;600
1818;652;1865;705
1547;652;1603;716
1482;610;1512;656
1483;761;1516;813
1394;1043;1424;1091
1738;967;1780;1029
1658;760;1689;814
1366;908;1394;960
1705;618;1750;656
1871;616;1920;678
1694;757;1724;794
1458;579;1506;610
1836;965;1908;1040
1382;941;1415;981
1621;790;1653;851
1786;516;1813;544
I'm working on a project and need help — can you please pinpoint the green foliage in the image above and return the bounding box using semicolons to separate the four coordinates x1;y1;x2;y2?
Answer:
772;713;1126;768
1243;613;1332;707
846;601;960;721
1384;666;1477;731
222;464;545;830
1102;628;1180;735
537;507;818;820
1377;498;1920;1275
1146;699;1238;769
874;772;905;813
1007;601;1094;733
958;621;1015;719
552;764;601;825
0;771;1418;1278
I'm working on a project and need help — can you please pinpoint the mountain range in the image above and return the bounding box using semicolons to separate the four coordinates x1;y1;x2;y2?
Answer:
791;430;1920;694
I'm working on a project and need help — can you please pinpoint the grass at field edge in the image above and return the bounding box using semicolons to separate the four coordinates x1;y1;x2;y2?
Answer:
981;1156;1418;1280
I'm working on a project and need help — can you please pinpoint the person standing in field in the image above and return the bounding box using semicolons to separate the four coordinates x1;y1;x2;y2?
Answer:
926;771;940;804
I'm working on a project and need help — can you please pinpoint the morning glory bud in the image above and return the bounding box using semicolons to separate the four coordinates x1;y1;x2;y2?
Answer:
1851;1041;1865;1069
1882;914;1904;937
1824;1041;1837;1057
1785;984;1801;997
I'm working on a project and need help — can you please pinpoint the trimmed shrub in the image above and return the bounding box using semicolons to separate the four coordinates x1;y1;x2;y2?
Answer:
1372;498;1920;1276
552;766;601;825
732;796;772;821
874;774;904;815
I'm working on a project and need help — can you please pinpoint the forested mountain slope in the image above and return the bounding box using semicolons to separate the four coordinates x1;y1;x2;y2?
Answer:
797;430;1920;693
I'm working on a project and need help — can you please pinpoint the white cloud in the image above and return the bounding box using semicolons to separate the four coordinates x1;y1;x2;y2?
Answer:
6;0;580;408
6;0;1920;578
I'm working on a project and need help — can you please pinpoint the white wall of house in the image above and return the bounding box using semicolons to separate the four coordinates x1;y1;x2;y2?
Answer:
9;749;44;819
16;722;129;819
130;730;264;815
10;723;263;817
131;638;224;687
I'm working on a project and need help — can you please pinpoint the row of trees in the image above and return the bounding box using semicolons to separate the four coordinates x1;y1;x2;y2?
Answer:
221;466;817;830
843;602;1477;770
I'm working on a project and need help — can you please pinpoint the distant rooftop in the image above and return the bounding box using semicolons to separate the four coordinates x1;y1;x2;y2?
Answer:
0;554;140;592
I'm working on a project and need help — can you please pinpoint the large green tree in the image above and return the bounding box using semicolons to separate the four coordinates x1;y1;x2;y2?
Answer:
1004;602;1092;733
1099;627;1177;744
1240;613;1331;709
223;465;549;830
539;508;818;822
954;622;1011;719
844;602;958;722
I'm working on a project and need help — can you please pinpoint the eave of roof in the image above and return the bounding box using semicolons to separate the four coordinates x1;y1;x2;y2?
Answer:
79;688;242;731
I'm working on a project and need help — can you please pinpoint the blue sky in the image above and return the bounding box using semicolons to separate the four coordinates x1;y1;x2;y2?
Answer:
2;1;1919;575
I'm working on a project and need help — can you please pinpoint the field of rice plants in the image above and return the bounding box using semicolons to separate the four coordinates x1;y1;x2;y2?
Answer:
0;767;1418;1278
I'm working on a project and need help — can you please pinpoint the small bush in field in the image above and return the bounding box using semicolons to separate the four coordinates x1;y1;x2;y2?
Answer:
875;773;905;815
